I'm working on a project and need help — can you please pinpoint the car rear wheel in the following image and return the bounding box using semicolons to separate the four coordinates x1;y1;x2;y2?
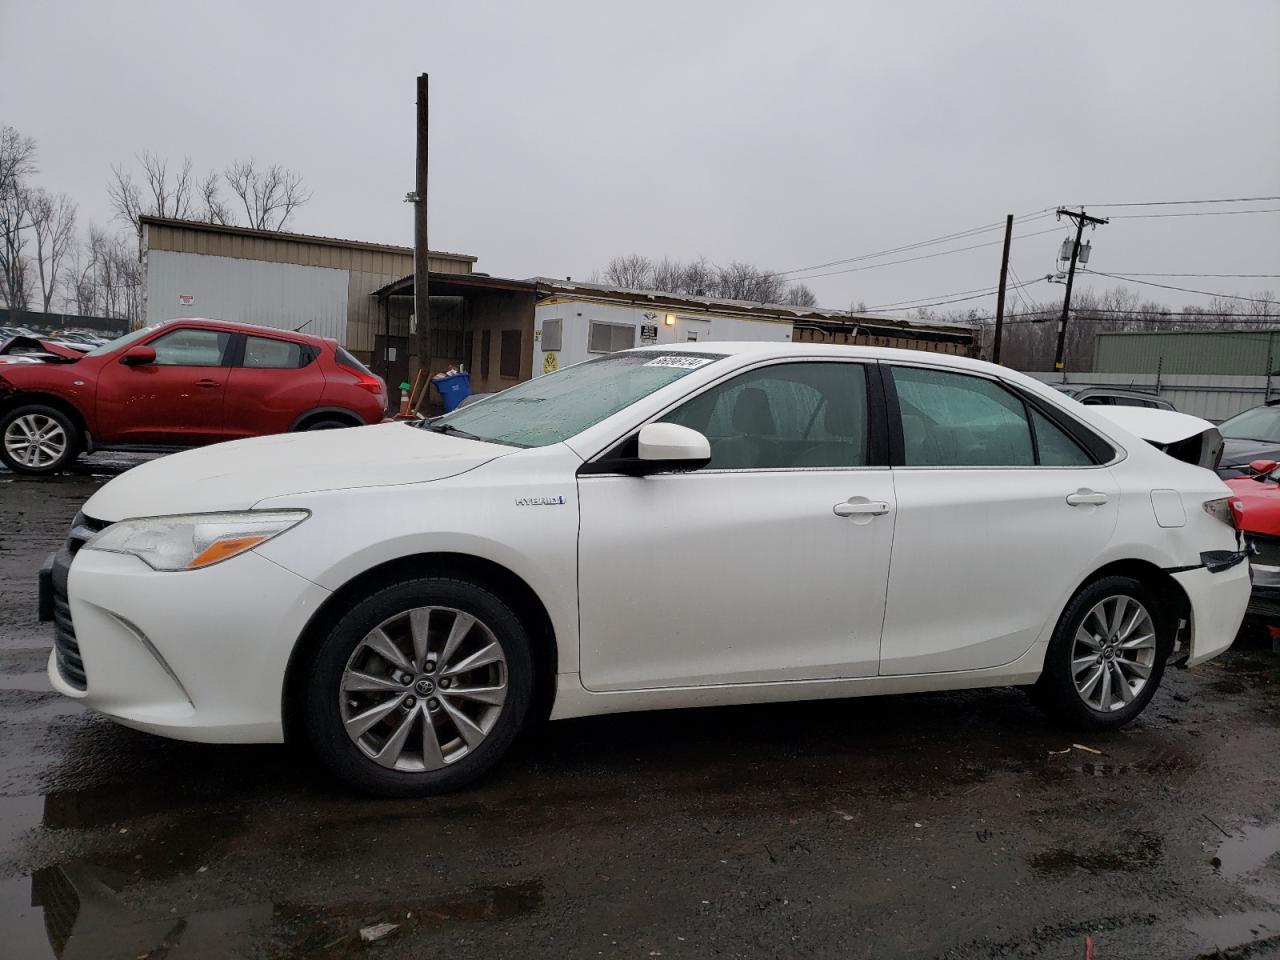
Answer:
0;405;81;476
1031;575;1172;730
299;417;355;431
303;577;533;796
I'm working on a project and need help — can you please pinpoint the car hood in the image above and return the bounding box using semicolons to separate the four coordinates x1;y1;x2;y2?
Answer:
1226;474;1280;536
82;422;517;521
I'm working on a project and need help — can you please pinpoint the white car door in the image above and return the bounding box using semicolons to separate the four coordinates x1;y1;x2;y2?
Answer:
879;363;1120;675
577;359;895;691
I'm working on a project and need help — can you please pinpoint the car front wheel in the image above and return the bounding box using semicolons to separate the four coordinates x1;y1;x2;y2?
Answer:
0;404;81;476
1032;575;1172;730
304;577;534;796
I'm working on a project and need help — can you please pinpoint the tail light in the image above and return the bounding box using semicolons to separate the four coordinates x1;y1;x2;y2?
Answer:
353;372;385;397
1203;496;1244;529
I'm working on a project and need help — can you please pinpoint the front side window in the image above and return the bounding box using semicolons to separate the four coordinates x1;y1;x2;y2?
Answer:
429;351;726;447
147;328;231;367
893;366;1034;466
243;335;306;369
661;362;869;470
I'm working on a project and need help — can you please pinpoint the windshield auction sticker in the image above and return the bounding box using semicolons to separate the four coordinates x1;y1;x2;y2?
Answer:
643;355;715;369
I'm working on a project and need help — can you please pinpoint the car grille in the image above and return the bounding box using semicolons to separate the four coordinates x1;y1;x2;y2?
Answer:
51;513;107;692
1247;533;1280;569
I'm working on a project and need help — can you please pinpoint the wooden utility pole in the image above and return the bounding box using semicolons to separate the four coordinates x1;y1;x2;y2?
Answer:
1053;207;1108;373
992;213;1013;365
413;73;432;399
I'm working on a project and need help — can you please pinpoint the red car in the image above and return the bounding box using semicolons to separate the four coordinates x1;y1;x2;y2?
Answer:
1226;458;1280;621
0;318;388;476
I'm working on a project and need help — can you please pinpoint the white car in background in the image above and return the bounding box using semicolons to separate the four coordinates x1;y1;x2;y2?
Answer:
42;343;1250;795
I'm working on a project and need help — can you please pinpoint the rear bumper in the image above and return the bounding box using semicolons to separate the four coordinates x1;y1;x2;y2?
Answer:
1172;559;1251;667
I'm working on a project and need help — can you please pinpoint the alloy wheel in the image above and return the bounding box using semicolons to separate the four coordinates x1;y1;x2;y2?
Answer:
4;414;68;469
338;606;508;772
1070;595;1157;713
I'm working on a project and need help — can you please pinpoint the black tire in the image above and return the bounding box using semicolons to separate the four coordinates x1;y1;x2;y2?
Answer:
1031;575;1173;731
303;577;534;796
0;404;82;476
298;417;356;431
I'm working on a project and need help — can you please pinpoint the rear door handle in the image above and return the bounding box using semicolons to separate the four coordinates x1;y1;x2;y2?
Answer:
833;499;890;517
1065;489;1109;507
195;379;222;389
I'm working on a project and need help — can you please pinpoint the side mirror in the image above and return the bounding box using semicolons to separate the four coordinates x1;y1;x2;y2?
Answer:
121;345;156;366
1249;458;1278;477
633;423;711;473
583;423;712;476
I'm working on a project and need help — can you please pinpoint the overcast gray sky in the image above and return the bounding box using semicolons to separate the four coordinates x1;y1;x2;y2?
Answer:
3;0;1278;315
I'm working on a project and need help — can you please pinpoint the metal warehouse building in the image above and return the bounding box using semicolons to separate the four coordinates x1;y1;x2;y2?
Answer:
141;216;475;353
1095;329;1280;376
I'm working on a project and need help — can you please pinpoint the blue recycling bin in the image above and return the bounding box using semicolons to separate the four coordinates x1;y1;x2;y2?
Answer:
434;372;471;412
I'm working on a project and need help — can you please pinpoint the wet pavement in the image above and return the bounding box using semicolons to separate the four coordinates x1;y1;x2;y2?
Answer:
3;455;1280;958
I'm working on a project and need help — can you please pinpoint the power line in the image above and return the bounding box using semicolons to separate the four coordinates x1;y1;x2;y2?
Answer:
1082;270;1280;305
1106;208;1280;220
1090;272;1280;278
1074;195;1280;208
786;226;1063;282
867;277;1047;313
776;209;1054;277
1007;264;1036;314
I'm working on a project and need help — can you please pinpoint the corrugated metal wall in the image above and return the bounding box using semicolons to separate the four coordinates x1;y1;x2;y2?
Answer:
143;220;475;350
146;250;350;341
792;327;973;354
1094;331;1280;376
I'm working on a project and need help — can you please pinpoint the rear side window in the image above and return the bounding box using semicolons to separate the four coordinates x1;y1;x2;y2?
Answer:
243;335;308;369
661;362;869;470
148;328;231;367
336;346;374;376
1030;408;1092;466
892;366;1034;467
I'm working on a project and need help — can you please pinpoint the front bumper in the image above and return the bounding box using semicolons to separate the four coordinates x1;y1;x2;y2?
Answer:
1245;560;1280;620
1172;557;1252;667
46;544;331;743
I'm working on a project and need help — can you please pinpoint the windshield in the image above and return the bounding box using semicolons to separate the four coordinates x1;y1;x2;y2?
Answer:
1219;405;1280;443
84;324;164;358
427;351;726;447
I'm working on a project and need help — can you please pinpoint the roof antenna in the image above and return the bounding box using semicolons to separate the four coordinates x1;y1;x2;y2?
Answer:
293;318;315;333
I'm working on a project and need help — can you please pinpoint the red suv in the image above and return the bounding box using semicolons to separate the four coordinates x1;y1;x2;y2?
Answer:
0;318;388;476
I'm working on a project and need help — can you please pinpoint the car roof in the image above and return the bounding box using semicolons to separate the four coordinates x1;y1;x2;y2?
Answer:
145;317;327;346
627;340;1006;374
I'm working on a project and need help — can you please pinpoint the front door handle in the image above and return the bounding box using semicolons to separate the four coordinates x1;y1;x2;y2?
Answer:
195;379;222;389
1065;489;1109;507
833;499;890;518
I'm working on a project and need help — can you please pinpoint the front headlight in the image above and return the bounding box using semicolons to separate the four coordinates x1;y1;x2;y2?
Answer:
84;510;309;571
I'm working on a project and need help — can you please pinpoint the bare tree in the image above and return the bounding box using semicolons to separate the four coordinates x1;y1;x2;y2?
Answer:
715;261;789;303
109;152;199;246
602;253;653;289
224;158;310;231
783;284;817;307
0;125;37;312
30;190;77;312
198;171;233;225
63;241;96;316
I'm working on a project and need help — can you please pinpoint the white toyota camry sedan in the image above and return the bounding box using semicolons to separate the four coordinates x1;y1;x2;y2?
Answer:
41;343;1251;795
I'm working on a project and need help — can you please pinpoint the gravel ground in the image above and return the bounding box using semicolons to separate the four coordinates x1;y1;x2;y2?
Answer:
2;453;1280;959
